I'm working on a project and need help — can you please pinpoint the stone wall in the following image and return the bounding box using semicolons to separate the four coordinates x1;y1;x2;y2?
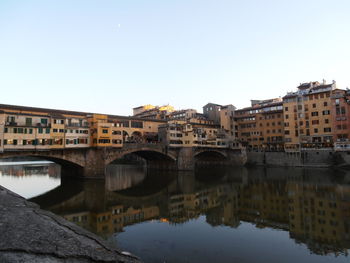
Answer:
247;150;335;167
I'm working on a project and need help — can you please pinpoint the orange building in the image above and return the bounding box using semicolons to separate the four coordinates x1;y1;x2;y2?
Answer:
283;81;335;151
235;98;284;151
331;89;350;151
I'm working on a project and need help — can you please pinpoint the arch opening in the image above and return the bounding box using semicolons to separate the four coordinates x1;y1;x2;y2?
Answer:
194;150;228;168
109;150;176;170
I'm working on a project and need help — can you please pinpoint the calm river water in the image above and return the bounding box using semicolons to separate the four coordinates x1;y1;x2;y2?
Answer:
1;161;350;263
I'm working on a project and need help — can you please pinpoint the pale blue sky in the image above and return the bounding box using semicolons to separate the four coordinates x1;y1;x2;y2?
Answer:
1;0;350;115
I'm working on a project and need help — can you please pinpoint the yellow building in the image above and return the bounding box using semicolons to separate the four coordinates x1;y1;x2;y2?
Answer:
0;104;165;151
283;81;335;151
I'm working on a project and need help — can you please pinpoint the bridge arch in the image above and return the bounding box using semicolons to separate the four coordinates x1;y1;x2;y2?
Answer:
194;149;228;159
106;148;176;164
194;149;228;167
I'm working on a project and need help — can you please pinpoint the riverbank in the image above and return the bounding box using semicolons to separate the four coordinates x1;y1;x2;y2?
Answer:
0;185;141;263
246;150;350;168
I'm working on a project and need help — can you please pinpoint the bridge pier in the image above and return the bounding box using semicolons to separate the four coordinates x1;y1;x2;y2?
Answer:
177;148;195;170
82;148;106;178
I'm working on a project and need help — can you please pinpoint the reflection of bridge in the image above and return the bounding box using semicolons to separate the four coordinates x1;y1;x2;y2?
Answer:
0;143;246;177
31;167;350;255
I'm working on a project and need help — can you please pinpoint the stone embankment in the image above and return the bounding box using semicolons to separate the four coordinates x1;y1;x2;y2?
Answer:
0;186;141;263
246;150;350;168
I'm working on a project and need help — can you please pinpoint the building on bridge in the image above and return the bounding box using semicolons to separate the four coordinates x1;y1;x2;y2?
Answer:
0;104;166;152
132;104;175;120
158;120;239;149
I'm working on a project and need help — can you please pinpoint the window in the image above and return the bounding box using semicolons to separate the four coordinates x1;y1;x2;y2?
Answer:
324;127;331;132
312;120;319;125
4;127;8;133
323;102;328;106
312;103;316;108
131;121;143;128
25;118;32;126
46;128;50;134
285;114;289;119
314;128;318;133
40;118;48;125
341;107;346;114
285;107;288;111
311;112;318;116
322;110;330;115
102;129;108;134
325;119;329;124
98;139;110;143
38;128;43;134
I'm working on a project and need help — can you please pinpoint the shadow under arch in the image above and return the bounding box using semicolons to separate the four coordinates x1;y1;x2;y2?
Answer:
108;149;177;170
194;150;228;168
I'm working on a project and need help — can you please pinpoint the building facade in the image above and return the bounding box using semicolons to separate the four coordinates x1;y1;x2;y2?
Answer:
283;81;335;151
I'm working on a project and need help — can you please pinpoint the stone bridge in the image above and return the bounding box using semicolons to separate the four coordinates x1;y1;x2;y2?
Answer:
0;144;246;178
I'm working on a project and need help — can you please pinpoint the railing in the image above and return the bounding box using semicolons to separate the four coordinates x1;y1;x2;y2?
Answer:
66;123;89;128
5;122;17;126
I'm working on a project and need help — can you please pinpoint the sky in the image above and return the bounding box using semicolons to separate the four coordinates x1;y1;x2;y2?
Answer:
1;0;350;116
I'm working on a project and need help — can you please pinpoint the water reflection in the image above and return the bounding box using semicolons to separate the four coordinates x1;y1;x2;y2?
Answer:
1;161;349;262
106;164;146;191
27;166;350;261
0;162;60;198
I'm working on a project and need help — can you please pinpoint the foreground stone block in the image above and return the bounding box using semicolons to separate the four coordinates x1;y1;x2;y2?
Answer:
0;186;141;263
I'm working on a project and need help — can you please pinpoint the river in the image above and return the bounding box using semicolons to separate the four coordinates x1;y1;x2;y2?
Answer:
0;161;349;263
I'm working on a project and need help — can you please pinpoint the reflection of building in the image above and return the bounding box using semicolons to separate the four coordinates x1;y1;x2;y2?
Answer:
0;163;60;178
49;168;350;256
288;182;350;255
63;205;160;237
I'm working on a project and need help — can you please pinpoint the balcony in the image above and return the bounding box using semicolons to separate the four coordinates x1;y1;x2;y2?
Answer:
36;123;51;128
5;122;17;126
66;123;89;128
